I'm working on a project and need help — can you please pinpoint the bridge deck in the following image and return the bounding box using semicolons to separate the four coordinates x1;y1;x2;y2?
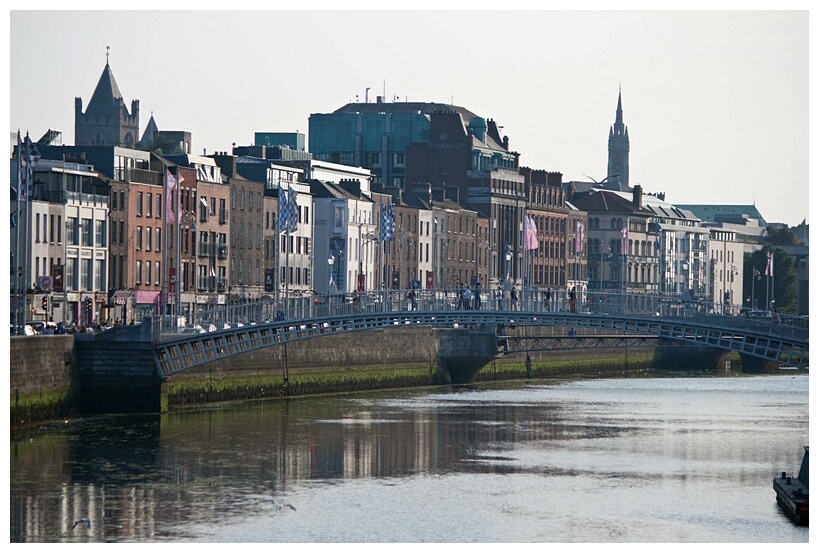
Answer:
144;290;808;377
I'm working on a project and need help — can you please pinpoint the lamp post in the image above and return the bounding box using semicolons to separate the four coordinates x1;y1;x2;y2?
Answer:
358;230;378;292
751;267;761;310
328;255;334;294
505;245;512;283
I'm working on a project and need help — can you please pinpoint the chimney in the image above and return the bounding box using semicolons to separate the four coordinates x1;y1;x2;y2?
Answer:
632;185;642;209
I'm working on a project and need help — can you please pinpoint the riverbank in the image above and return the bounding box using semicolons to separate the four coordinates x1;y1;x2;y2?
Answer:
10;326;756;428
9;345;663;428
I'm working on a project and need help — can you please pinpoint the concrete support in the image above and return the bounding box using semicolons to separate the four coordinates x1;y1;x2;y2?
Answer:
651;340;731;370
435;327;498;383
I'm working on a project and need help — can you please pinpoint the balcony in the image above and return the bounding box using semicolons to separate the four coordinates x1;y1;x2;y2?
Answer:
114;167;161;186
217;244;228;259
197;276;227;292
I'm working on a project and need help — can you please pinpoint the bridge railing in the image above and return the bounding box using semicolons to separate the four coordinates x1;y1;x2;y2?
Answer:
148;288;807;342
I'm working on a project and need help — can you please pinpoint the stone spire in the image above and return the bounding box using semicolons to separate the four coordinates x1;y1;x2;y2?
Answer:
607;88;630;191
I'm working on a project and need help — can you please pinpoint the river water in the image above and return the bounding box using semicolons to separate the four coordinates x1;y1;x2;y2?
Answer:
10;371;809;543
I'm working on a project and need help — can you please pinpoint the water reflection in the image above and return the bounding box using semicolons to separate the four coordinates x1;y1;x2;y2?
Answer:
10;373;810;542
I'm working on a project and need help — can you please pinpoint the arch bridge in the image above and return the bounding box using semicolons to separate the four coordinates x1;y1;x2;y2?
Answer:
144;289;807;377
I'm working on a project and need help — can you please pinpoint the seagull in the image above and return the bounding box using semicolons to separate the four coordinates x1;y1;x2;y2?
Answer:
262;499;296;511
72;518;92;529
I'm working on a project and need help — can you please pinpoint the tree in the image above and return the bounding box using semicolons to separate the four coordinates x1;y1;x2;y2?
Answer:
139;134;185;155
764;226;803;246
743;247;798;313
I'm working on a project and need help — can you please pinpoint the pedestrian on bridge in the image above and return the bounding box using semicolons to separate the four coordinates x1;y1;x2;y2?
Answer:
462;286;472;310
511;287;518;310
495;285;503;310
545;288;552;311
473;285;482;310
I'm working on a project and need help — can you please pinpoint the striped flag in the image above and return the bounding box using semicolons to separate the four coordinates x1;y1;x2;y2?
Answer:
765;251;774;277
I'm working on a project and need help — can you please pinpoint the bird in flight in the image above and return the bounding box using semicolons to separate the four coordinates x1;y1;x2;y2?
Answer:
72;518;92;529
262;499;296;511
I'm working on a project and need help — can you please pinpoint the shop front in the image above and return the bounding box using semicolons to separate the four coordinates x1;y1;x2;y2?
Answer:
134;290;160;323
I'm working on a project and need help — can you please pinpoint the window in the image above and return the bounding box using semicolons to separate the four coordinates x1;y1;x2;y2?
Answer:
240;189;245;210
95;259;105;291
119;191;125;211
231;188;236;209
146;193;153;217
156;228;161;252
95;220;106;247
136;192;143;216
66;258;77;291
155;261;161;285
82;258;93;290
112;191;118;210
146;227;152;252
81;219;93;246
136;226;143;250
35;214;40;242
146;261;151;286
119;221;125;245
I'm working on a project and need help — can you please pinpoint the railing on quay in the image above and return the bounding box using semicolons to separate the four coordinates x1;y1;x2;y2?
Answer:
147;287;808;344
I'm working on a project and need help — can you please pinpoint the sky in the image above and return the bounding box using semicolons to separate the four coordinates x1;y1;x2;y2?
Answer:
6;7;812;226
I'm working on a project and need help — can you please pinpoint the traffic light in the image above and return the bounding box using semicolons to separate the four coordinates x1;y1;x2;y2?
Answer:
85;297;93;309
41;296;48;310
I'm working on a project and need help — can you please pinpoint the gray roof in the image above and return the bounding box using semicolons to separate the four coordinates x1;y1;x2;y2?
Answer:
85;63;124;116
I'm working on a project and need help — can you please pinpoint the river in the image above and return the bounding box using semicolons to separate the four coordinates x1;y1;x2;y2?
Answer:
9;370;809;543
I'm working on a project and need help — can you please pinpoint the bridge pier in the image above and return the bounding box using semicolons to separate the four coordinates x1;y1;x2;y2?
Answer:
738;354;780;373
73;324;162;414
652;340;732;371
434;327;498;384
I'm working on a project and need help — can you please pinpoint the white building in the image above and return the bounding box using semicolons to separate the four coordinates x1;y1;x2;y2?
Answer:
11;157;109;327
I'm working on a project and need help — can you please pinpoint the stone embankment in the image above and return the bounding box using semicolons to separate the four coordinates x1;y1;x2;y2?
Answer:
11;325;733;427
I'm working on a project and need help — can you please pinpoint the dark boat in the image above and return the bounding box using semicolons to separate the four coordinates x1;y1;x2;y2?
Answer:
773;445;809;525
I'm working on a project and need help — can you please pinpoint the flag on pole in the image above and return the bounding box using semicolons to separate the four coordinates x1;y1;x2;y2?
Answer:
165;169;177;223
576;220;585;254
287;185;298;233
380;201;395;241
765;251;774;277
18;132;40;200
278;187;288;234
523;215;539;251
530;216;539;250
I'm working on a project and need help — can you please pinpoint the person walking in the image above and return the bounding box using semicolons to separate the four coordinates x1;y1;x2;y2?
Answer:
473;284;482;310
569;286;577;313
510;286;518;310
545;287;552;311
496;285;503;310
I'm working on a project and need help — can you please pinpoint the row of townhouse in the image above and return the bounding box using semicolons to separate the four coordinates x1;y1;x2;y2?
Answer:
11;142;746;327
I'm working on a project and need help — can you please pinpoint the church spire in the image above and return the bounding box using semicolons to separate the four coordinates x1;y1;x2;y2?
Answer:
607;88;630;190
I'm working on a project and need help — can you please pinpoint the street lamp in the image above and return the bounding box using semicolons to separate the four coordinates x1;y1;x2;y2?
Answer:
358;230;378;291
751;267;761;309
505;245;512;283
328;255;335;294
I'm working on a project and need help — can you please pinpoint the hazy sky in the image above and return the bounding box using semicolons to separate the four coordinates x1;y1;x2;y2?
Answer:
7;8;811;226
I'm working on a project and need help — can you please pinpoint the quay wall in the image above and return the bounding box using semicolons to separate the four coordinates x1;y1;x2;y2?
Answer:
10;326;736;425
